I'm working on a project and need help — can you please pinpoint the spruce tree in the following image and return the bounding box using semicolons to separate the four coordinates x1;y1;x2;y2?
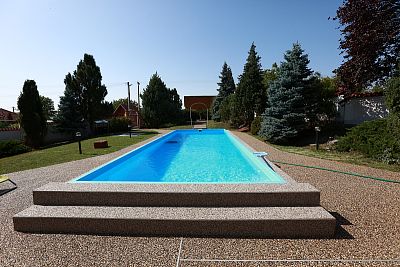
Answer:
17;80;47;147
232;43;266;126
212;62;235;121
260;43;312;144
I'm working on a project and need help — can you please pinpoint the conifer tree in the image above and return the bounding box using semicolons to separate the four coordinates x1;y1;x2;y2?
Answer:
141;73;182;128
17;80;47;147
56;54;107;132
260;43;311;144
232;43;265;126
212;62;235;121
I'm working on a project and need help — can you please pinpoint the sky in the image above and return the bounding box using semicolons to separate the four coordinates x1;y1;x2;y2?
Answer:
0;0;343;111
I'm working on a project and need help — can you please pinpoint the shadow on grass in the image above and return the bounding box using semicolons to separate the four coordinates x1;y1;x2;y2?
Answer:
330;211;354;239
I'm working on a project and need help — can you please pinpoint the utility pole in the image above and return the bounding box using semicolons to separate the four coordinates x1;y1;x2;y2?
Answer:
127;82;131;114
137;81;140;128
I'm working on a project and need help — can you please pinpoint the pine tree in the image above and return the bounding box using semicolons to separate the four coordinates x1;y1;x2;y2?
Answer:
259;43;312;144
17;80;47;147
232;43;266;126
141;73;182;128
56;54;107;133
212;62;235;121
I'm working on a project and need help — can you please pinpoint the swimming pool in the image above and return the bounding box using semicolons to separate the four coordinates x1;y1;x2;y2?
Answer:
72;129;286;183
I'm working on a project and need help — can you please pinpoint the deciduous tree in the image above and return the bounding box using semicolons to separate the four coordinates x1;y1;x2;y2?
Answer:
334;0;400;93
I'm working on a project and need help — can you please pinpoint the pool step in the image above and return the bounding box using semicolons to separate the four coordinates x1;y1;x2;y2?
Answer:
33;182;321;207
13;205;336;238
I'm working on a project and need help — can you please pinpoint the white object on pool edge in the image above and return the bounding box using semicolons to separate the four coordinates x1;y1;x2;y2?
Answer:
254;152;268;157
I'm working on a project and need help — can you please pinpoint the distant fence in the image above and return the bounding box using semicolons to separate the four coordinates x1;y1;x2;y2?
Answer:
0;128;23;141
0;126;73;144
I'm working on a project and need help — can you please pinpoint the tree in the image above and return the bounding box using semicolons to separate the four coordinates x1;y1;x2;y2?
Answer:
385;65;400;139
112;98;138;110
17;80;47;147
212;62;236;121
40;96;56;120
259;43;312;144
263;63;279;89
232;43;266;126
334;0;400;93
141;73;182;128
98;101;115;118
56;54;108;132
303;74;337;127
56;73;85;131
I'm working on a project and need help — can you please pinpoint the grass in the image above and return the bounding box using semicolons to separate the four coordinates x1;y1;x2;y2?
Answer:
0;131;158;174
270;141;400;173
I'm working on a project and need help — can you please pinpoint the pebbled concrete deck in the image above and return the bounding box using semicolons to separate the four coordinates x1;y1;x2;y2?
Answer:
32;182;321;207
14;206;335;238
1;130;400;266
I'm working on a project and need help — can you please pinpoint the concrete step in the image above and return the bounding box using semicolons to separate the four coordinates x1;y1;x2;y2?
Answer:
33;182;321;207
13;205;336;238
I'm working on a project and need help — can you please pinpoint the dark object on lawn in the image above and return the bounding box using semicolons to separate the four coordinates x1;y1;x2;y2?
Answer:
94;140;108;149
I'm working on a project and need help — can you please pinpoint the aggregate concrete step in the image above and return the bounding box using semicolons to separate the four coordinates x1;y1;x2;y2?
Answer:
13;205;336;238
33;182;321;207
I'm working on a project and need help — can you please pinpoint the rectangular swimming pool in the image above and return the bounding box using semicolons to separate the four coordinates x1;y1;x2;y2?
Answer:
72;129;286;183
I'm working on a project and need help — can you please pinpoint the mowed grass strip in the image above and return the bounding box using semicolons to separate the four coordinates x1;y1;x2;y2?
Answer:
0;132;158;174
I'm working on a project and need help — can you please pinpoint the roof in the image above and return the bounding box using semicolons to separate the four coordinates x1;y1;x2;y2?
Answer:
0;108;18;121
339;91;384;103
183;96;217;110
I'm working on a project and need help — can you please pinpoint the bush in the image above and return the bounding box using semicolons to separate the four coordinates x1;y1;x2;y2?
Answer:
0;140;31;158
109;117;131;133
250;116;262;135
336;119;400;164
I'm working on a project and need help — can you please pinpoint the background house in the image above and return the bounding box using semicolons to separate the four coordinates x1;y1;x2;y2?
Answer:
0;108;18;124
113;104;142;127
336;92;389;126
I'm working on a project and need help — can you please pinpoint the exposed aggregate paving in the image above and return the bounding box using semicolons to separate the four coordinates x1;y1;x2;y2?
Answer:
1;130;399;266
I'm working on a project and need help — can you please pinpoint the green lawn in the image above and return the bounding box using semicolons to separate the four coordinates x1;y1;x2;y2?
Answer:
272;143;400;173
0;132;158;174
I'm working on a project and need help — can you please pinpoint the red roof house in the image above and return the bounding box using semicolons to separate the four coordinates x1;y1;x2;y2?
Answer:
0;108;18;122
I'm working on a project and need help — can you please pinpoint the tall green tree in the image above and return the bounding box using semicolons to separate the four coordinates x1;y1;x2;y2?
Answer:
385;65;400;139
212;62;236;121
56;73;84;131
141;73;182;128
40;96;56;120
334;0;400;93
112;98;138;110
56;54;108;132
259;43;312;144
17;80;47;147
232;43;266;126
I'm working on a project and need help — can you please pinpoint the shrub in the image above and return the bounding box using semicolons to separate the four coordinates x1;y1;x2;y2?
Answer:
0;140;31;158
109;117;131;133
336;119;400;164
250;116;262;135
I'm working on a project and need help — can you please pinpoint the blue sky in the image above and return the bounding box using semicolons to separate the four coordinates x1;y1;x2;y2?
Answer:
0;0;343;111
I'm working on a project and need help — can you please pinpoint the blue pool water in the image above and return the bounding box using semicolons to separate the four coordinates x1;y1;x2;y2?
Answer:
73;129;285;183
